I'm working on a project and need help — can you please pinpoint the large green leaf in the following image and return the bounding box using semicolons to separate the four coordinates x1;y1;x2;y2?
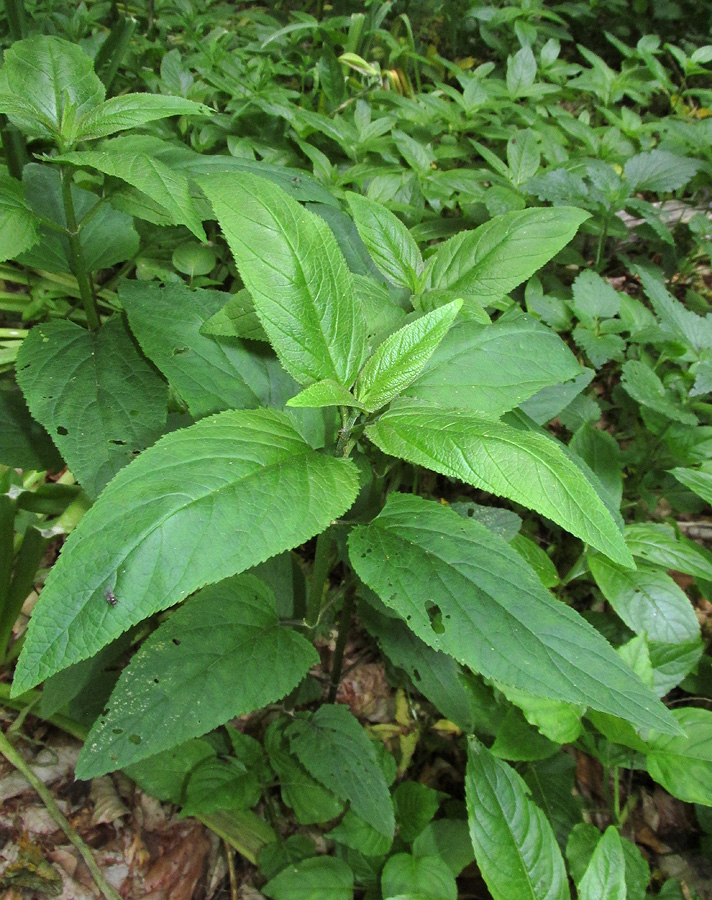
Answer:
199;172;367;386
15;316;167;499
577;827;626;900
355;301;462;412
120;282;296;418
76;93;208;142
0;173;39;262
425;207;589;307
18;164;139;274
646;708;712;806
465;738;571;900
286;704;395;838
624;150;701;192
402;316;581;416
589;554;700;645
53;142;206;240
12;408;359;694
621;360;697;425
345;192;423;290
76;575;317;778
0;35;104;142
349;495;675;732
365;404;634;567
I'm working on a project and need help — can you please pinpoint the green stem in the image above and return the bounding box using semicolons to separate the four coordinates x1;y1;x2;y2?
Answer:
305;528;333;628
60;168;100;331
327;584;357;703
613;765;621;822
0;684;88;740
594;217;609;272
0;527;50;663
4;0;26;41
0;729;122;900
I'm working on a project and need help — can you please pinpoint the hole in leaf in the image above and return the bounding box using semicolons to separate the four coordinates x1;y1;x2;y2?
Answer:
109;439;126;446
111;727;123;735
172;638;181;646
425;601;445;634
173;347;189;355
128;734;141;745
153;678;159;684
57;426;68;435
413;668;421;681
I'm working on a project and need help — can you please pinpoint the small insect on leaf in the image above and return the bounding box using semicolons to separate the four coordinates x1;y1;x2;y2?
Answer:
104;589;118;607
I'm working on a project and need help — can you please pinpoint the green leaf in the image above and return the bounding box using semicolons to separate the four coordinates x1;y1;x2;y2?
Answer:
172;242;216;277
181;756;258;816
402;317;582;417
12;408;359;694
76;93;209;142
411;820;475;876
624;523;712;581
0;36;104;142
670;464;712;505
286;705;394;838
125;738;215;804
199;172;367;386
263;857;354;900
0;173;39;262
567;823;649;900
265;720;345;825
511;534;559;588
571;270;620;322
360;598;489;734
200;289;268;342
425;207;589;309
466;737;571;900
521;754;582;851
345;192;422;290
495;685;582;744
624;150;701;192
507;130;540;186
287;380;365;410
349;495;675;733
588;554;700;645
120;282;293;417
621;360;697;425
632;265;708;354
15;316;167;499
327;811;392;857
356;301;462;412
365;404;634;567
381;854;457;900
0;387;62;471
393;782;443;843
577;827;626;900
18;164;139;275
53;142;206;240
570;424;622;509
646;708;712;806
76;575;317;778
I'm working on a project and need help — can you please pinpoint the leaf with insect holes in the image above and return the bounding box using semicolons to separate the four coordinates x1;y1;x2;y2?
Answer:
15;316;167;499
349;494;676;734
12;408;359;695
76;575;317;778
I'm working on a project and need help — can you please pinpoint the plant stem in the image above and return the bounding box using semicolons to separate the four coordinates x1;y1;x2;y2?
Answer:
60;167;101;331
305;528;332;628
0;729;122;900
0;684;88;740
594;217;609;272
327;584;356;703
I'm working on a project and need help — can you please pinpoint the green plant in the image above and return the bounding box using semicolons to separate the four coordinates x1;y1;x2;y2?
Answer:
2;10;712;900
